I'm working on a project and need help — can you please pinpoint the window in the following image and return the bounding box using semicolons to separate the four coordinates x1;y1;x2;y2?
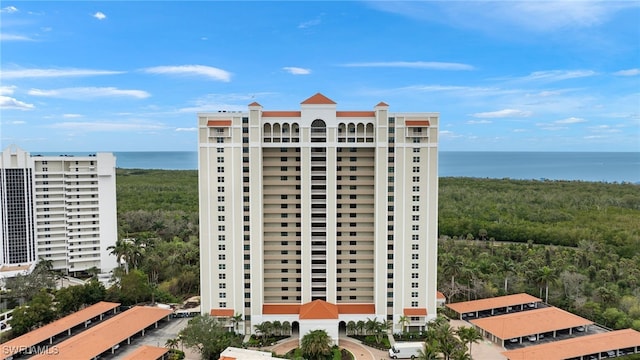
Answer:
412;273;419;279
411;301;418;307
219;264;225;269
218;187;225;193
412;244;419;250
217;157;224;163
412;282;419;288
412;225;419;231
412;186;419;192
412;205;420;211
412;195;420;201
217;148;224;153
218;177;224;183
218;245;226;251
219;292;226;298
412;215;419;221
413;166;420;173
218;225;225;231
412;254;419;260
219;274;226;279
219;254;226;260
218;206;225;211
218;196;225;202
413;156;420;163
412;234;419;241
413;148;420;153
217;167;224;173
218;235;225;241
413;176;420;182
411;292;418;298
412;263;419;269
219;283;226;289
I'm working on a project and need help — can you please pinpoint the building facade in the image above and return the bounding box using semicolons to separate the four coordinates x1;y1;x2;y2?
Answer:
198;94;438;341
0;145;118;276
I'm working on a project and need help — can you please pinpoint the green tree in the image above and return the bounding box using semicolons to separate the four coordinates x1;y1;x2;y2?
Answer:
398;315;411;334
118;269;151;305
179;315;241;360
455;326;482;358
282;321;291;336
231;313;243;333
417;341;439;360
8;289;56;336
534;266;557;303
301;329;332;360
346;321;356;336
165;337;179;350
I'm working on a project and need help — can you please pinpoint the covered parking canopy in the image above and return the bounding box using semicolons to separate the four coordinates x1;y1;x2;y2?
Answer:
470;307;593;347
502;328;640;360
122;345;170;360
31;306;173;360
446;293;541;319
0;301;120;360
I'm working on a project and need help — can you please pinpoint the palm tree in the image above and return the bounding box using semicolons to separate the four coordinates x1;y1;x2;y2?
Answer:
456;326;482;358
398;315;411;334
417;341;439;360
356;320;365;335
272;320;282;336
231;313;243;333
165;337;179;350
346;321;356;336
499;259;516;293
108;238;136;274
282;321;291;336
535;265;557;303
301;329;332;360
254;322;268;342
442;254;465;298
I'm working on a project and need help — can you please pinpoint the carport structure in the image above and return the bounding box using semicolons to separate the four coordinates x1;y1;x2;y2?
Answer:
30;306;173;360
470;307;593;347
0;301;120;360
122;345;170;360
502;328;640;360
446;293;541;320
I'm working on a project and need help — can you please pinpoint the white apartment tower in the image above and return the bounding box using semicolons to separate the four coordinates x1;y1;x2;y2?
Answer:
198;94;438;343
0;145;118;276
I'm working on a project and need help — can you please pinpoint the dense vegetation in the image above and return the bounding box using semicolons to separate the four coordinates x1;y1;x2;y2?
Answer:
6;170;638;342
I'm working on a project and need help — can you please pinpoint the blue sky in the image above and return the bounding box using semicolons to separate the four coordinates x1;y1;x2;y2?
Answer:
1;1;638;152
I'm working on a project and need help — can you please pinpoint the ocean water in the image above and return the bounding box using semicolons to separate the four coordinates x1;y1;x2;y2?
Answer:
37;151;640;183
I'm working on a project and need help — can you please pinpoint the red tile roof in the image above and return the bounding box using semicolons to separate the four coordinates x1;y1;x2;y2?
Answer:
470;307;593;340
30;306;172;360
301;93;336;105
337;304;375;314
263;304;300;314
403;308;428;316
248;101;261;107
446;293;541;314
502;329;640;360
376;101;389;107
261;111;301;117
336;111;376;117
436;291;446;300
405;120;430;127
207;120;232;127
300;300;339;319
1;301;120;359
122;345;169;360
211;309;235;317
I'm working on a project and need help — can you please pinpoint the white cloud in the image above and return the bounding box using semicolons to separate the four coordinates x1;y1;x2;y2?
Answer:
367;1;635;33
93;12;106;20
0;33;33;41
1;68;124;79
472;109;532;118
341;61;474;71
62;113;83;118
298;17;322;29
49;121;165;132
175;128;197;132
8;120;26;125
536;123;568;131
179;92;276;113
517;70;597;82
28;87;150;99
143;65;231;82
283;67;311;75
614;68;640;76
466;120;492;125
0;96;34;110
555;117;586;124
1;6;18;13
0;86;16;95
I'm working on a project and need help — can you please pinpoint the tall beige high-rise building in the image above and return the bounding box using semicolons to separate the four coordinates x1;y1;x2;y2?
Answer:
198;94;438;343
0;145;118;278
